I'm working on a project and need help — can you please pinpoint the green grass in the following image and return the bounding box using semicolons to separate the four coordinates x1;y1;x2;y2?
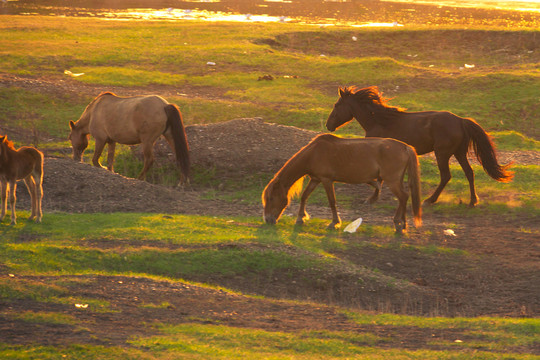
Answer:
1;17;539;141
1;211;538;359
0;13;538;360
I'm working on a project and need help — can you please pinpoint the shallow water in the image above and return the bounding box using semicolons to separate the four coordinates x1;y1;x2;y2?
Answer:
2;0;539;26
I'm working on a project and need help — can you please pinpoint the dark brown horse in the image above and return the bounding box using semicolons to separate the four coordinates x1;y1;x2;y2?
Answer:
69;92;190;184
262;134;421;233
326;86;513;207
0;135;44;225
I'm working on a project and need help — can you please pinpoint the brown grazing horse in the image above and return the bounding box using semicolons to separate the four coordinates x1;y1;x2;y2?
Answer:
69;92;190;184
0;135;44;225
262;134;422;233
326;86;513;207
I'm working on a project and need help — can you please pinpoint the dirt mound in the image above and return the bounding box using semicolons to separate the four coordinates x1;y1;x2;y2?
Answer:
22;119;318;216
152;117;318;175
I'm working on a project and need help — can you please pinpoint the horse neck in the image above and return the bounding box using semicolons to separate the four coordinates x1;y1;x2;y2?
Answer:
75;110;92;131
274;155;307;191
0;142;16;167
349;101;377;131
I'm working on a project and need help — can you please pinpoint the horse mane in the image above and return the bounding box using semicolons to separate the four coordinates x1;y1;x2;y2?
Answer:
0;135;16;164
0;136;16;151
340;86;406;122
98;91;117;97
288;176;305;202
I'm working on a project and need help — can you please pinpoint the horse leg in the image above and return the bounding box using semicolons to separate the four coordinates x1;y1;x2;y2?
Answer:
296;178;319;225
387;179;409;234
36;174;43;223
106;141;116;172
322;180;341;229
23;176;37;221
138;142;155;180
454;151;478;207
0;181;7;222
8;181;17;225
92;138;107;169
29;170;43;223
365;178;383;204
424;151;452;205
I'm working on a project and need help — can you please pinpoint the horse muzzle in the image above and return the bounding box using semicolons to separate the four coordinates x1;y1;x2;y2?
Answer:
263;215;277;225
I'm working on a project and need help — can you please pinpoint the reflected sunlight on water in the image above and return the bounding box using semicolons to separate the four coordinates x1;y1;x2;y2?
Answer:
383;0;540;12
3;0;539;27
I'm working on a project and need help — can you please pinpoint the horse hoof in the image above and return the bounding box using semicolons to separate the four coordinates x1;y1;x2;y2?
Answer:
327;222;341;230
422;199;435;207
295;219;304;226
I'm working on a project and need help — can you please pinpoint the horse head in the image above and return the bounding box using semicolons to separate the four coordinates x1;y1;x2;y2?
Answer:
0;135;5;163
326;87;355;132
262;179;288;225
68;120;89;162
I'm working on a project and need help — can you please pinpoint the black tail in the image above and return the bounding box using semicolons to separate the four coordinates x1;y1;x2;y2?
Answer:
164;104;190;184
463;118;513;182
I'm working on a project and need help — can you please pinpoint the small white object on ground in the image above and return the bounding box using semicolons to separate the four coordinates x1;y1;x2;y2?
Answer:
344;217;363;233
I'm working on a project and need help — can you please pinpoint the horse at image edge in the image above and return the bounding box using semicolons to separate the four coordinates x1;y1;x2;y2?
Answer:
0;135;44;225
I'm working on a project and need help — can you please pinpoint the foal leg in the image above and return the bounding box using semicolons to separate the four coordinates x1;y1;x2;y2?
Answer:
424;151;452;206
365;178;383;204
35;171;43;223
322;180;341;229
23;176;37;221
454;151;478;207
8;181;17;225
106;141;116;172
296;178;319;225
138;142;155;180
92;138;107;169
0;181;7;222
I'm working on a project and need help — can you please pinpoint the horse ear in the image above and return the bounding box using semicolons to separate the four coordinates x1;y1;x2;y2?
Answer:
338;87;345;97
69;120;76;130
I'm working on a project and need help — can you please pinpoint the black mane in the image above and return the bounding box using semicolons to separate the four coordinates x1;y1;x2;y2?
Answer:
340;86;406;119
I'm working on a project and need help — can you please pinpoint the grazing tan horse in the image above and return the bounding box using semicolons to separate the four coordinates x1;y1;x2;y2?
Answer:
0;135;44;225
69;92;190;184
326;86;513;207
262;134;422;233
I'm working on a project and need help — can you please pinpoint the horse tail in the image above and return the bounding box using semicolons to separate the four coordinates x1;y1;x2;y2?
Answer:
463;118;513;182
406;145;422;227
164;104;190;184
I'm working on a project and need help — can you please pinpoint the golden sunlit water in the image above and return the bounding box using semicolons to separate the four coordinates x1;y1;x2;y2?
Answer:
2;0;540;27
384;0;540;12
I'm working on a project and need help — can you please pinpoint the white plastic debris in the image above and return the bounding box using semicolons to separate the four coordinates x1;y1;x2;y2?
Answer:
443;229;456;236
344;217;363;233
64;70;84;77
206;61;216;66
352;36;357;41
464;64;475;68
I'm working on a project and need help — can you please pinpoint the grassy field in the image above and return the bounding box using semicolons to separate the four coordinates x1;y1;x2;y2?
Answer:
0;11;539;360
1;213;539;359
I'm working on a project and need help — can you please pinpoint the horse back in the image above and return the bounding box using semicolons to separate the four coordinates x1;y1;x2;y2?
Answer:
369;111;464;155
307;135;409;183
90;94;169;142
0;145;43;180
